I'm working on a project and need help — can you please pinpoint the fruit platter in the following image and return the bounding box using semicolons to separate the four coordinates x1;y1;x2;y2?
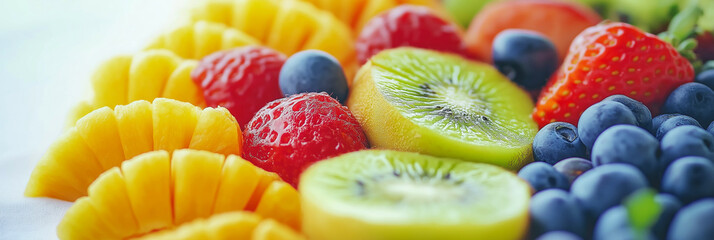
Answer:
3;0;714;239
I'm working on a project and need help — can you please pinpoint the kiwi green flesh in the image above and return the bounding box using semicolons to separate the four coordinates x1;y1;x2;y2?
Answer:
369;48;535;147
300;150;530;224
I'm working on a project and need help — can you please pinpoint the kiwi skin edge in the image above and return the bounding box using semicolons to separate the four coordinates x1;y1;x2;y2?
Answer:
346;48;537;170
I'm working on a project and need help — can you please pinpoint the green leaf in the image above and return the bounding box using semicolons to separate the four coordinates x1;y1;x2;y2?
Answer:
667;4;702;44
625;189;662;233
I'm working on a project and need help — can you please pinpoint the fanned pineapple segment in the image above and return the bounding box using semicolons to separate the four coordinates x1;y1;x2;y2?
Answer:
296;0;445;34
137;212;306;240
26;98;241;202
68;50;204;124
189;0;357;83
145;20;260;60
56;149;301;240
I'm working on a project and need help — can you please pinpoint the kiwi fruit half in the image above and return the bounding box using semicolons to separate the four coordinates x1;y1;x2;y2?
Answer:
347;47;538;170
299;150;531;240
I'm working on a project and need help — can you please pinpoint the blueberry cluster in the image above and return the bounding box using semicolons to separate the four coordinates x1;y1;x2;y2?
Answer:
520;72;714;240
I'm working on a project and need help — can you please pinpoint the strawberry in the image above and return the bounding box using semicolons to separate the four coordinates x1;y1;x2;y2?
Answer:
533;22;695;128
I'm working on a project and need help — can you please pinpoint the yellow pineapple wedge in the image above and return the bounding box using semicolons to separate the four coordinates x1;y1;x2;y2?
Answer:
295;0;446;34
26;98;241;202
189;0;357;84
136;212;305;240
67;49;204;124
145;20;260;60
57;149;301;240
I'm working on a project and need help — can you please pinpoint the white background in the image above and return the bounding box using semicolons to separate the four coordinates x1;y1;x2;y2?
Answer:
0;0;190;238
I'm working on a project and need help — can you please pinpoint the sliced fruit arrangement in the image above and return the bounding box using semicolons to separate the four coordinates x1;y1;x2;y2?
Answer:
145;21;260;60
295;0;446;34
57;149;300;240
299;150;531;240
136;211;305;240
26;98;242;201
68;50;204;124
189;0;357;83
533;22;695;127
464;0;601;63
348;47;538;170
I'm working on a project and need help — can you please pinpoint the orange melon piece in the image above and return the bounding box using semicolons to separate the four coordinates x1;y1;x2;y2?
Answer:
297;0;445;34
67;50;205;125
136;212;305;240
189;0;357;83
145;20;260;60
26;98;241;202
56;149;301;240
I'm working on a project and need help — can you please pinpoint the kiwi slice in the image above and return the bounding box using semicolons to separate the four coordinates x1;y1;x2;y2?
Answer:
299;150;531;240
347;47;538;170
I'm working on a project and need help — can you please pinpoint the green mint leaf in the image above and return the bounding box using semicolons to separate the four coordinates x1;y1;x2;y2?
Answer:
625;189;662;233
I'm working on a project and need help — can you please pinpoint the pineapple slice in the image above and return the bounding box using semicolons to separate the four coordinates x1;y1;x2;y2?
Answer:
136;212;305;240
57;149;301;240
189;0;357;84
68;50;204;125
26;98;241;202
145;20;260;60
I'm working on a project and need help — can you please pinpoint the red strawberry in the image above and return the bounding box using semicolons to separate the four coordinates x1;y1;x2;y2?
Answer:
533;22;695;128
242;92;368;187
356;5;467;65
191;46;286;128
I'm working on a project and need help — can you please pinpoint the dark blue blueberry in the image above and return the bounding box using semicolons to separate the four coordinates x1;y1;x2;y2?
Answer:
578;101;638;150
591;125;659;185
533;122;587;165
553;157;593;184
650;114;681;135
661;157;714;204
655;115;701;140
492;29;558;90
652;194;682;240
695;69;714;90
594;205;656;240
604;95;653;130
668;199;714;240
529;189;587;238
659;125;714;172
662;82;714;126
518;162;569;193
536;231;583;240
279;50;348;103
571;164;648;221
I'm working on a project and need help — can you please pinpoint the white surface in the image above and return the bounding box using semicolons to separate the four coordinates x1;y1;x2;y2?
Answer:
0;1;188;239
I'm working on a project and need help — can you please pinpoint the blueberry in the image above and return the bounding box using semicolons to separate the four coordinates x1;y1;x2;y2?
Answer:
654;115;701;140
652;194;682;240
695;69;714;90
533;122;587;165
536;231;583;240
662;82;714;126
650;114;681;135
661;157;714;204
603;95;652;130
518;162;569;192
668;199;714;240
591;125;659;184
553;157;593;184
529;189;587;238
571;164;648;221
578;101;638;150
707;121;714;136
492;29;558;90
659;125;714;171
594;205;656;240
279;50;348;103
